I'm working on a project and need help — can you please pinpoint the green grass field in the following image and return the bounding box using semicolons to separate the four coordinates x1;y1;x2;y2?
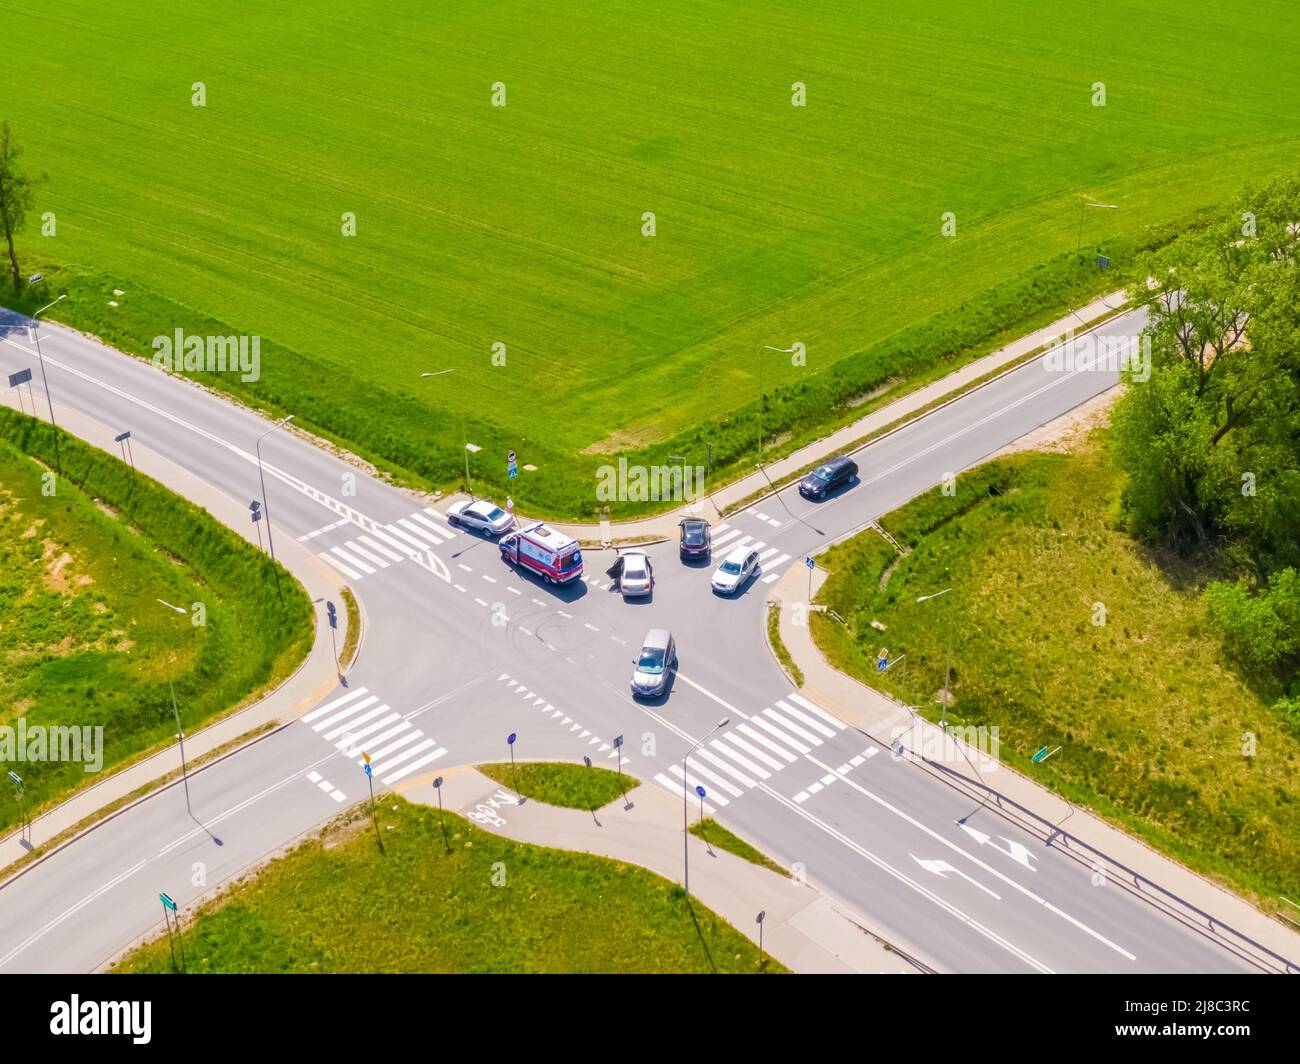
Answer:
0;410;311;832
115;798;784;973
810;434;1300;908
4;1;1300;515
477;761;637;810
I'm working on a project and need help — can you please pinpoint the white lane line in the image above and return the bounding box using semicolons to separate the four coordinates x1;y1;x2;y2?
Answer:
331;712;401;748
775;698;837;739
583;623;599;632
302;688;369;724
557;610;573;619
453;584;467;593
331;789;346;802
458;563;473;572
804;753;1136;962
668;762;732;804
344;720;410;754
363;729;424;763
319;552;360;580
383;747;448;784
344;540;389;567
310;694;379;732
373;738;438;777
681;756;745;797
506;586;521;595
481;574;497;584
298;516;351;541
694;746;758;788
736;723;798;763
331;546;375;575
397;518;443;547
788;692;846;730
719;732;784;772
474;597;489;607
358;535;403;562
410;512;454;540
653;773;716;815
750;714;811;753
674;672;747;720
306;771;323;783
321;702;391;740
712;737;775;778
0;859;148;968
763;707;821;746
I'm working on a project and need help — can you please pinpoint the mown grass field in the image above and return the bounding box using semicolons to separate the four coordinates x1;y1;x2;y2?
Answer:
4;1;1300;515
810;434;1300;908
0;410;311;833
115;798;783;973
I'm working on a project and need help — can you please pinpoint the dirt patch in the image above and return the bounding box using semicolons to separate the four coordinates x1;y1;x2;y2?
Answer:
42;543;77;592
989;384;1122;459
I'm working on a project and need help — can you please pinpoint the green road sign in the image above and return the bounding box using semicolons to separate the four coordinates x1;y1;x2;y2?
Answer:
1032;746;1050;763
160;892;177;912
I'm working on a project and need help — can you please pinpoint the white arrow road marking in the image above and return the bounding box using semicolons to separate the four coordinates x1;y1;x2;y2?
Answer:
959;823;1038;870
912;856;1001;899
805;754;1136;961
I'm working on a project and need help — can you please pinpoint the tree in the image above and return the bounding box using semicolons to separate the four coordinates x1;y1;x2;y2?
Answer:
1113;177;1300;571
0;122;43;291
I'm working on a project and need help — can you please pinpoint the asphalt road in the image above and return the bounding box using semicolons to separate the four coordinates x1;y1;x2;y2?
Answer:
0;308;1273;972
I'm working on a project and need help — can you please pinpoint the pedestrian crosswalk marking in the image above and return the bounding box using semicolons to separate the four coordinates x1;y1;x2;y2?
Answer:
331;546;375;575
775;698;837;739
311;695;379;732
752;712;811;753
736;723;797;762
764;706;820;745
321;702;390;740
303;688;369;724
787;692;846;730
358;535;403;562
319;552;360;580
688;751;748;793
710;527;743;547
344;540;388;567
653;773;718;813
705;741;767;782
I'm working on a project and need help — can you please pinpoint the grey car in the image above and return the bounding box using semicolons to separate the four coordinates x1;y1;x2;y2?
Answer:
630;628;676;699
447;498;514;537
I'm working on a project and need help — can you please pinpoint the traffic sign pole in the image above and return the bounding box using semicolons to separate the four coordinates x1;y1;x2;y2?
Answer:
507;732;519;801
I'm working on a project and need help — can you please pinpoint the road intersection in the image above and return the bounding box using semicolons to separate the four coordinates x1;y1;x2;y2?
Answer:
0;306;1291;973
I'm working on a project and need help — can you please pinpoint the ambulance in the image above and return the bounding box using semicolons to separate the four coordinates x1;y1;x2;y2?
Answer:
499;521;584;585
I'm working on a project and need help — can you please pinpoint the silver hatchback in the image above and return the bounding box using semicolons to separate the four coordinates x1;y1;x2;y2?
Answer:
630;628;676;699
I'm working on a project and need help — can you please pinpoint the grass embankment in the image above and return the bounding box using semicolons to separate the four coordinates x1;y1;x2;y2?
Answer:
690;819;786;877
115;798;784;973
0;409;312;833
6;2;1300;517
478;761;637;810
810;434;1300;908
766;604;804;687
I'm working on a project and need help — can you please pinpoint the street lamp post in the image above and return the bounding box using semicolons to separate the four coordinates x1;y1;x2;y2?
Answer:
254;414;294;564
757;345;797;464
420;370;476;496
916;586;954;727
157;598;193;815
1076;202;1119;253
683;717;729;899
30;294;67;472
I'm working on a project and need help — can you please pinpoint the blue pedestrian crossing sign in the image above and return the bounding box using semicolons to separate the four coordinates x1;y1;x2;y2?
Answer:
805;556;815;570
508;450;518;479
364;762;372;778
876;648;890;672
695;785;706;799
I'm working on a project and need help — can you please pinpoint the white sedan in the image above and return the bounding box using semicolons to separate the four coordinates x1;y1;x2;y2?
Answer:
447;499;514;537
618;551;654;598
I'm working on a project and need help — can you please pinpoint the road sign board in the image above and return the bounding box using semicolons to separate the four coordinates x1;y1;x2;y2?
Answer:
507;732;517;745
27;273;42;284
508;449;518;479
695;785;706;799
1032;746;1050;763
114;431;132;443
364;762;372;778
160;892;176;912
7;368;32;388
7;770;22;793
876;648;889;672
362;750;371;764
433;776;443;789
613;735;623;748
326;600;337;629
805;556;815;569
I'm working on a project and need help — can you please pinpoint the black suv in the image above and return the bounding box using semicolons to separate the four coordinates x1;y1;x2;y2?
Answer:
799;455;858;500
678;517;711;561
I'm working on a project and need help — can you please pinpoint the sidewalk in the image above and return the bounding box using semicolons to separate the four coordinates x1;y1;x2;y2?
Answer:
400;766;929;973
0;395;351;878
536;291;1126;544
771;565;1300;972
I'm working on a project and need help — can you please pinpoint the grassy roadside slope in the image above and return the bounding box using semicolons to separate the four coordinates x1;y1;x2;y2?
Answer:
810;434;1300;908
0;409;312;833
2;1;1298;515
114;798;784;973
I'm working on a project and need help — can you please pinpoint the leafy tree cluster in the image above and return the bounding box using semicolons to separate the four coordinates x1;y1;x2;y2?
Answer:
1114;177;1300;708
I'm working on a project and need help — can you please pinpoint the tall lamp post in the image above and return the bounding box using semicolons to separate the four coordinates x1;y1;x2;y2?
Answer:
30;294;67;471
157;598;193;816
255;414;294;563
1076;202;1119;253
683;717;729;899
419;370;476;496
916;586;954;727
757;345;797;464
